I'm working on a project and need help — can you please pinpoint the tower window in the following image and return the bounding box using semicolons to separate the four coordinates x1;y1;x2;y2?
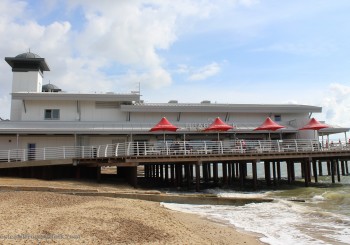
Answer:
44;109;60;120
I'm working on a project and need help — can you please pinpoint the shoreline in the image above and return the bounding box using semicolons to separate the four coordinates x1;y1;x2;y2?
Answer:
0;177;264;244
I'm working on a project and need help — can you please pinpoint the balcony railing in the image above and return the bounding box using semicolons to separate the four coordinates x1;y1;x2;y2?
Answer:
0;139;349;163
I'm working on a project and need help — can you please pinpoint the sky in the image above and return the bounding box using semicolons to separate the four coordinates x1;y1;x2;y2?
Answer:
0;0;350;127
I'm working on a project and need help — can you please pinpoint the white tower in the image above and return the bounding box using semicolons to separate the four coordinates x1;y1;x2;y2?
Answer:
5;52;50;120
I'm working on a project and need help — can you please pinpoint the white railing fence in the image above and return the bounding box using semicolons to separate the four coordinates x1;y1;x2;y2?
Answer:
0;139;349;163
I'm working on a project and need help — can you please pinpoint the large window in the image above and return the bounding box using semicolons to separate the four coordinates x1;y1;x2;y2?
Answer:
44;109;60;120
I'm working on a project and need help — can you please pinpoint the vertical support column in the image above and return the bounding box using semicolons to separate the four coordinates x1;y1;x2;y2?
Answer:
303;159;309;187
312;159;318;183
318;160;323;176
203;163;208;184
341;161;345;176
346;161;349;175
170;164;175;186
272;161;277;186
185;163;191;189
336;159;341;182
252;160;258;190
264;161;271;186
277;161;281;182
327;161;331;176
223;162;228;186
165;164;169;183
75;166;80;179
195;161;201;192
152;165;156;178
228;163;232;185
286;161;291;184
160;164;164;180
239;162;244;187
96;166;101;183
291;161;295;181
213;162;218;185
331;159;335;184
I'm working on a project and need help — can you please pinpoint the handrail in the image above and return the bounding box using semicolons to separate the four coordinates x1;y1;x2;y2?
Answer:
0;139;349;163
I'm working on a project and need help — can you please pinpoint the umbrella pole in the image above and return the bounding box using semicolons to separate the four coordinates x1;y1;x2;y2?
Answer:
218;132;220;141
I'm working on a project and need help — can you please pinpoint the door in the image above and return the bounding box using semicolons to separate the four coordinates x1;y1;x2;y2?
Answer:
27;143;36;161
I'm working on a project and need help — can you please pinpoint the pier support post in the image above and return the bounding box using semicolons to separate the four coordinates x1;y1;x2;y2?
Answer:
312;159;318;183
213;163;218;185
165;164;169;183
252;160;258;190
223;162;228;186
327;161;331;176
264;161;271;186
96;166;101;183
346;161;349;175
195;161;201;192
303;159;310;187
170;164;175;186
272;161;277;187
318;160;323;176
277;161;281;182
341;161;345;176
239;162;245;187
286;161;292;184
228;163;232;185
336;159;341;182
202;163;208;184
331;159;335;184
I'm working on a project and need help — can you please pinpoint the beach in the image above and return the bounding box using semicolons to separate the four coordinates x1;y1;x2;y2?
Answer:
0;178;262;245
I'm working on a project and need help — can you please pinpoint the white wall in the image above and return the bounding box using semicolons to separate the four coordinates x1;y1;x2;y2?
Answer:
21;100;78;121
12;71;42;93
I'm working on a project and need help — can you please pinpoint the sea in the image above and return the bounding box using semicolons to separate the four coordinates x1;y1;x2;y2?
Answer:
162;164;350;245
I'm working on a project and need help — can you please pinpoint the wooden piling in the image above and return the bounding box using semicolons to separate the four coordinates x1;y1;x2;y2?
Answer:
223;162;228;186
252;160;258;190
318;160;323;176
195;162;201;192
312;159;318;183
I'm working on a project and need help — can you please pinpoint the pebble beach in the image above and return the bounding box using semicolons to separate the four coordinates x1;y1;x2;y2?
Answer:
0;178;261;245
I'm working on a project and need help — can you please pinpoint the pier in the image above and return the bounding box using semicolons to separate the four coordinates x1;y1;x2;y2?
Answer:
0;139;349;191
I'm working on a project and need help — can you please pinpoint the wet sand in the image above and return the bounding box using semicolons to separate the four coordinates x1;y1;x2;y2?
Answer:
0;177;262;244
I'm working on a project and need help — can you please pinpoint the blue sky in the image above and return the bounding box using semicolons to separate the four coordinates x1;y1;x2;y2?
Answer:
0;0;350;126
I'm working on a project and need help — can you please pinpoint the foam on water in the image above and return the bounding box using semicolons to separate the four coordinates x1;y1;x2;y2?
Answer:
162;191;350;245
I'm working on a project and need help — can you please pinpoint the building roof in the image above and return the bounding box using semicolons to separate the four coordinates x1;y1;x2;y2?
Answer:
11;92;141;102
5;52;50;71
15;52;42;59
121;103;322;114
42;83;62;92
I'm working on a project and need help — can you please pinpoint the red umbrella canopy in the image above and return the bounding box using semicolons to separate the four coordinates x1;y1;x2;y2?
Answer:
299;118;329;130
254;117;285;131
149;117;178;132
204;117;234;131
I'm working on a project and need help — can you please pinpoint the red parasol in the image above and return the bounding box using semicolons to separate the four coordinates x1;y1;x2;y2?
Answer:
254;117;285;131
299;118;329;130
150;117;178;132
150;117;178;142
204;117;234;140
254;117;285;140
204;117;234;132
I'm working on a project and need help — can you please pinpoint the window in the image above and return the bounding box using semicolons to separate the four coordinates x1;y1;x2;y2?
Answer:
44;109;60;120
274;115;281;122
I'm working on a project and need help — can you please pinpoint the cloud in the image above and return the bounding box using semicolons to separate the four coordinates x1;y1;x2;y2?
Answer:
188;62;221;81
321;83;350;127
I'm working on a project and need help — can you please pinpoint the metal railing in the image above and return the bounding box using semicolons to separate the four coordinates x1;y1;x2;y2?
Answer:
0;139;349;163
